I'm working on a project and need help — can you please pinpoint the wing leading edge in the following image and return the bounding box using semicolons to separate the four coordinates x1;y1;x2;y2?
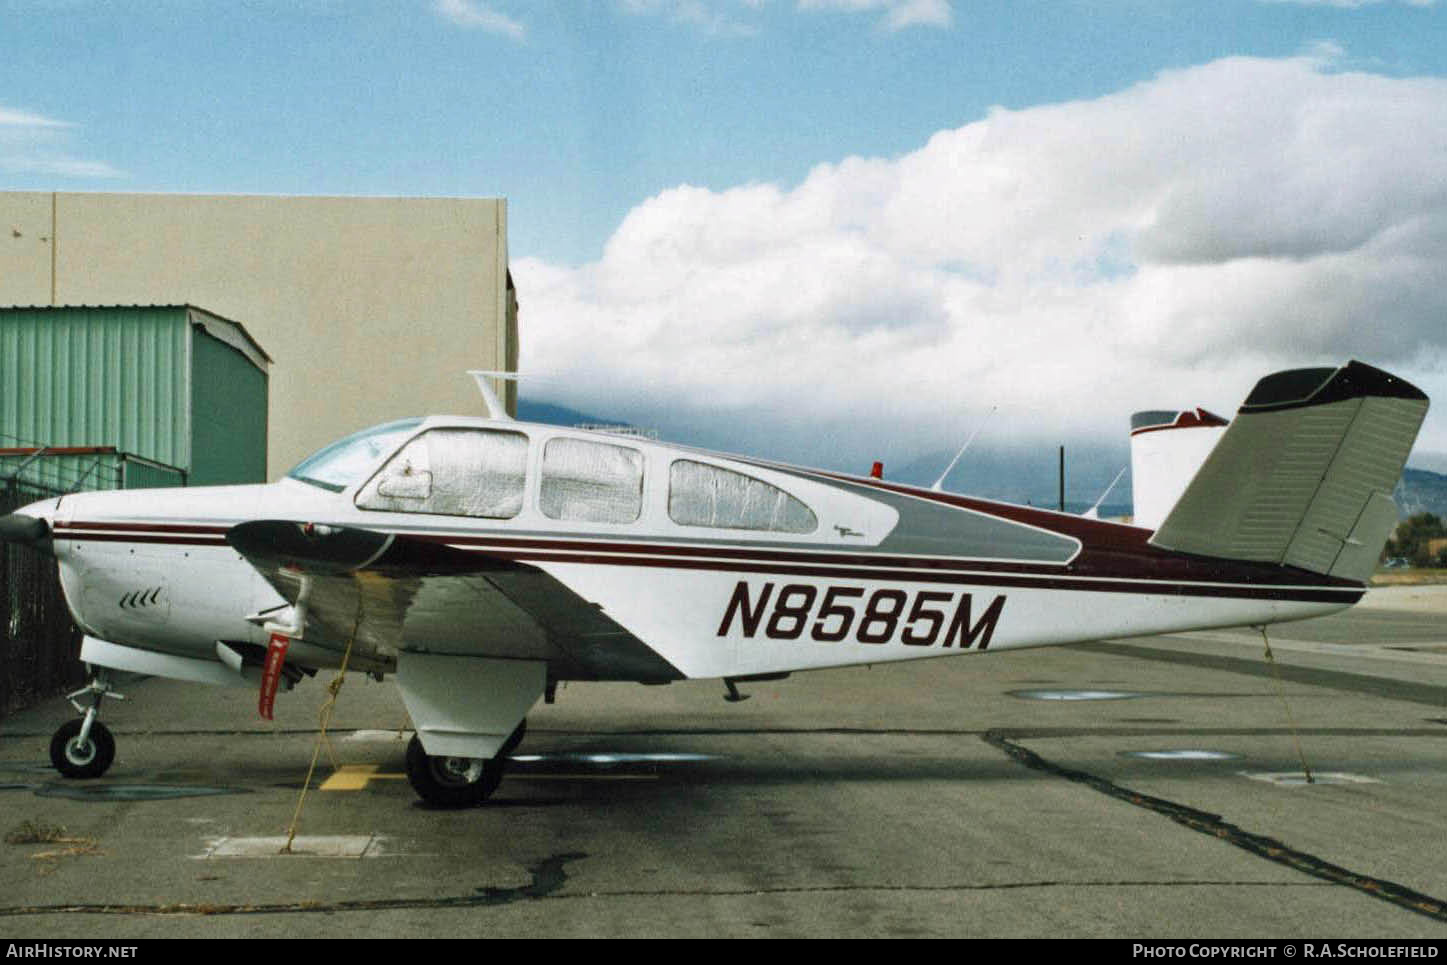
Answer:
226;520;683;683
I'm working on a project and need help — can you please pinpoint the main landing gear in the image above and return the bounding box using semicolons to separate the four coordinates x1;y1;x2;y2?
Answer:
404;719;527;808
50;671;121;779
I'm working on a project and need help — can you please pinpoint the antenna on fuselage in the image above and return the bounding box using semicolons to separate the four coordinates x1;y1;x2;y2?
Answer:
1082;465;1128;520
466;370;520;422
931;406;997;492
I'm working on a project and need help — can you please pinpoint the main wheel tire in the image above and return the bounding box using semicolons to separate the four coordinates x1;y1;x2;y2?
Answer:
404;734;503;808
50;719;115;779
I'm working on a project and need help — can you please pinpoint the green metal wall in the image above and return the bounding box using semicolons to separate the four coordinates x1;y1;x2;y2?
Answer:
2;305;269;492
190;327;267;485
1;306;190;471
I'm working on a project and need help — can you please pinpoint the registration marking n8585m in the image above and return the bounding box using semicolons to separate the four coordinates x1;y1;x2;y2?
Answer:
717;581;1006;650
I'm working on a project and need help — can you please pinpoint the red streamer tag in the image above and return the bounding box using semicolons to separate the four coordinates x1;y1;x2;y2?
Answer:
259;632;291;721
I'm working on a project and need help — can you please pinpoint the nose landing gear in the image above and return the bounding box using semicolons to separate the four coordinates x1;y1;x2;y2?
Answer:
50;671;122;779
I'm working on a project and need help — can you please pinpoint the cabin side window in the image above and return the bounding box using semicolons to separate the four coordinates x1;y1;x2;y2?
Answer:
667;460;817;533
357;428;529;519
539;437;644;524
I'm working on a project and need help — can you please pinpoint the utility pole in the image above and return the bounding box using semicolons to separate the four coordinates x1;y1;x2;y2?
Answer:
1058;445;1065;513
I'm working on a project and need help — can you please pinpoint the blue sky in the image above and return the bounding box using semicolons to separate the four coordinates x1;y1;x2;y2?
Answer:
5;1;1447;479
4;1;1443;263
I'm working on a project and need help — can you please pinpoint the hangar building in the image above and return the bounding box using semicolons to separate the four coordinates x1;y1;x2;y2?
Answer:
1;304;270;492
0;192;518;480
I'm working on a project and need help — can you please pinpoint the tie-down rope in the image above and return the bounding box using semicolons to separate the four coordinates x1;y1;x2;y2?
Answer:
1258;624;1314;785
281;594;364;854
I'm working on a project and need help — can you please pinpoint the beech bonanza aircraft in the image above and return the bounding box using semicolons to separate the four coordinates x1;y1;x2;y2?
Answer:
0;361;1430;806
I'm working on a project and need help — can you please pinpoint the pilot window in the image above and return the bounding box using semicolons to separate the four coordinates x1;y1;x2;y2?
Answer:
668;460;817;533
539;437;644;524
357;428;529;519
287;418;423;492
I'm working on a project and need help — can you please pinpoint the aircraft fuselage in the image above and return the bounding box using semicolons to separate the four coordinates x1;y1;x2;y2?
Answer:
18;418;1361;685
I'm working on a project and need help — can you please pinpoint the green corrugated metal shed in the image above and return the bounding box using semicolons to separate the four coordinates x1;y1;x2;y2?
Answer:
1;305;270;492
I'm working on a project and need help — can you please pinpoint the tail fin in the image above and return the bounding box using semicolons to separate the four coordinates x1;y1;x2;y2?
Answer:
1129;407;1229;531
1148;361;1428;583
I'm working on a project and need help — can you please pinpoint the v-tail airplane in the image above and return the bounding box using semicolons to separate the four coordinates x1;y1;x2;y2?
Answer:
0;360;1429;806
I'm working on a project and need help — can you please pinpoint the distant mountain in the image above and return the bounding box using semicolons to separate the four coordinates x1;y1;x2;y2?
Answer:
516;400;613;426
1406;450;1447;475
1397;467;1447;520
885;444;1132;514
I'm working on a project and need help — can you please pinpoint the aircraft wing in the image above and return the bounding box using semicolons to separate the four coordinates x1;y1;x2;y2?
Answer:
225;520;683;682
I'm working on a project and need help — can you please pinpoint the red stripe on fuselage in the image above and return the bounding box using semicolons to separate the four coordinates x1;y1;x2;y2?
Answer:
54;521;228;547
55;521;229;535
60;533;229;546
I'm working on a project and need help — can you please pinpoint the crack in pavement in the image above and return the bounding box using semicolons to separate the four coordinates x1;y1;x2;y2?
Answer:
983;730;1447;924
0;852;588;918
0;877;1326;918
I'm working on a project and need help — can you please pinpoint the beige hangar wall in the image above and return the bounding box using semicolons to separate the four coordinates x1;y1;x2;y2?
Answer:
0;192;516;478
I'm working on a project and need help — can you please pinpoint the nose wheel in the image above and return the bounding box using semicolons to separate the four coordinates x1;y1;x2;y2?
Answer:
50;671;122;779
50;718;115;779
404;719;526;808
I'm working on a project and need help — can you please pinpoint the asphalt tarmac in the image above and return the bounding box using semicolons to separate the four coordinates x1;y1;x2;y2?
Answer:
1;586;1445;939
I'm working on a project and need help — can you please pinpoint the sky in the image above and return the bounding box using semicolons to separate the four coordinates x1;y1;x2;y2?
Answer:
4;0;1447;485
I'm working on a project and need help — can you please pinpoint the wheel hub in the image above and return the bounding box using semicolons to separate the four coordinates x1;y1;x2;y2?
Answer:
65;739;96;766
436;756;484;785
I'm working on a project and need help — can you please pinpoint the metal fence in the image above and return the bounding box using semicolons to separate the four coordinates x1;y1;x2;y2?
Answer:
1;478;83;718
0;446;187;494
0;443;186;720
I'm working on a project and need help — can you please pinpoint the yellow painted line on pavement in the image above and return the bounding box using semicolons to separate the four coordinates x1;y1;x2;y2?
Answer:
320;764;408;791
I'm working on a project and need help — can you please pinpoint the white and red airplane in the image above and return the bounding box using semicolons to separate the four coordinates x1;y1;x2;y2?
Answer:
0;360;1429;806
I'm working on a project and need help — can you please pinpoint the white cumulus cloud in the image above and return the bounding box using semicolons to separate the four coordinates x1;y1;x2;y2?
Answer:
513;52;1447;468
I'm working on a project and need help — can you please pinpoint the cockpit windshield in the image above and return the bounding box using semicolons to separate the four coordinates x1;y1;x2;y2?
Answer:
287;419;424;492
